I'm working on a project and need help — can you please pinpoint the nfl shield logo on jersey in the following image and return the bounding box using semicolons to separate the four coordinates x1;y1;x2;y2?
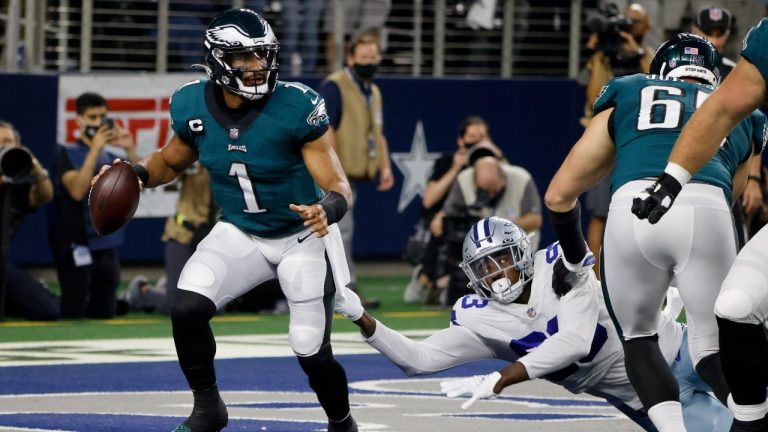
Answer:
527;307;537;319
229;128;240;140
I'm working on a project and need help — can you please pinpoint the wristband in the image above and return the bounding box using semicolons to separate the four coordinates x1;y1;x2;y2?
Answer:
748;175;762;183
663;162;692;187
319;191;348;225
133;164;150;185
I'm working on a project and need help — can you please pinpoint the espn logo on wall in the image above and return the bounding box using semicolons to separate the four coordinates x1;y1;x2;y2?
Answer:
57;74;200;218
57;74;199;156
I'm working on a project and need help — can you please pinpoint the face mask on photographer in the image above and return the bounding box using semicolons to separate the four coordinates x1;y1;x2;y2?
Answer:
352;63;378;80
83;118;114;140
77;105;109;141
347;37;381;81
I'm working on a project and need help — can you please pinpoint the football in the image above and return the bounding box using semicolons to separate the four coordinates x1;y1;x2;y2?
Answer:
88;161;141;235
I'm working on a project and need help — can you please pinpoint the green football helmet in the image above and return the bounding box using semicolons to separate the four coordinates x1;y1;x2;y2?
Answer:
650;32;721;87
202;8;280;100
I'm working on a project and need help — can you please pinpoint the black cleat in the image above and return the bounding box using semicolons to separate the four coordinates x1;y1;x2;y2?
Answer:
730;414;768;432
328;414;358;432
173;385;228;432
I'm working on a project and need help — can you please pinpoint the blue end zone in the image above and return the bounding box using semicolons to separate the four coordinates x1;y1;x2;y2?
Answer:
0;413;324;432
0;354;615;431
0;354;510;395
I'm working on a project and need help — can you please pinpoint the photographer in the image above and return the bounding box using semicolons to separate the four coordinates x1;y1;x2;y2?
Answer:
436;149;542;306
0;120;59;320
403;116;503;304
582;3;653;125
50;92;138;319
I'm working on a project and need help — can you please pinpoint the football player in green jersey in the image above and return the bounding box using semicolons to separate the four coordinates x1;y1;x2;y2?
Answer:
94;8;363;432
635;18;768;432
545;33;766;432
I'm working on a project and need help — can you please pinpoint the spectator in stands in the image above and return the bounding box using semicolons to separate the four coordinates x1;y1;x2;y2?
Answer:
403;116;501;304
437;149;542;306
323;0;391;72
49;92;138;319
282;0;326;75
0;120;59;320
319;31;394;309
692;6;735;78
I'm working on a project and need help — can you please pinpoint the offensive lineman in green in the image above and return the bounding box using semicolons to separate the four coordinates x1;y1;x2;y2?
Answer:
95;9;364;432
634;18;768;432
545;33;766;432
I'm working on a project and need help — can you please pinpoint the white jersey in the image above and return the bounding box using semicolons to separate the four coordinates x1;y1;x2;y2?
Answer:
366;243;683;406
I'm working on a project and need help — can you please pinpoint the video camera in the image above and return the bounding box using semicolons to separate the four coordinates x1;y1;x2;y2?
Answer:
0;146;32;183
587;3;635;58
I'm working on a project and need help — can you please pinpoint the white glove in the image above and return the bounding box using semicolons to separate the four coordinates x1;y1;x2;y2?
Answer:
440;371;502;410
334;284;364;321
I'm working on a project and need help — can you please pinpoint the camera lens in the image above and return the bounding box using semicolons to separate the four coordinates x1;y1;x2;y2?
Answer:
0;147;33;180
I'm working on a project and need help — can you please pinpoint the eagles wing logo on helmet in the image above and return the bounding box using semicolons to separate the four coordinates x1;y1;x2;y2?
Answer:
206;25;254;48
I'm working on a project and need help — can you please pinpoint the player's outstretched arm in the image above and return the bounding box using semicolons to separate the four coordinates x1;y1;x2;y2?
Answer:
669;58;766;177
139;134;199;188
364;318;494;376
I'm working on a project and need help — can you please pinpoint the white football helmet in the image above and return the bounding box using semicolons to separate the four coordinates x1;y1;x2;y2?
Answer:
460;217;534;303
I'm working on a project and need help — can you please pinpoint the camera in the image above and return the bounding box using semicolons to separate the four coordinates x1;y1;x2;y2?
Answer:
0;146;32;181
587;3;635;58
84;117;115;140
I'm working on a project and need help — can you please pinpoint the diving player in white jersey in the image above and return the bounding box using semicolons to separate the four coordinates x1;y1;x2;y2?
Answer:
352;217;731;431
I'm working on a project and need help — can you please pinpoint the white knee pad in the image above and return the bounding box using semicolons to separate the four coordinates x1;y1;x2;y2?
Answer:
715;289;757;324
290;325;324;357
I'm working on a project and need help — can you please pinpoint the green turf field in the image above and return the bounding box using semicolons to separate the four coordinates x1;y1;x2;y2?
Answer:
0;276;451;342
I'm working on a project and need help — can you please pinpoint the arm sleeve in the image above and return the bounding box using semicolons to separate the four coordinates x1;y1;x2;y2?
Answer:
317;80;342;129
741;18;768;87
518;279;600;379
592;78;619;116
56;146;74;178
365;320;495;376
519;177;542;215
169;86;195;146
293;86;331;146
429;154;453;182
750;110;767;155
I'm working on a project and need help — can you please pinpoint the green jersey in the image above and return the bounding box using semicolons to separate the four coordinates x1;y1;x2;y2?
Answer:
742;18;768;87
594;74;766;203
169;79;330;238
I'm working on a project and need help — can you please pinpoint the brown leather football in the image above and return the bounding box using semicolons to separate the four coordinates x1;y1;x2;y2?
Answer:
88;161;140;235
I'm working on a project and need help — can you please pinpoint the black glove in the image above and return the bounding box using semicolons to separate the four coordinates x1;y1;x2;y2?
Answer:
631;173;683;224
552;252;596;297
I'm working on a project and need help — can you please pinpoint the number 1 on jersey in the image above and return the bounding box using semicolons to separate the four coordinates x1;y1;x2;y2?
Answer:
229;162;267;214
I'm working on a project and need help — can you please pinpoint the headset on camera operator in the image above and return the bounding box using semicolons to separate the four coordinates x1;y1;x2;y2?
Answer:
582;3;653;126
0;120;59;321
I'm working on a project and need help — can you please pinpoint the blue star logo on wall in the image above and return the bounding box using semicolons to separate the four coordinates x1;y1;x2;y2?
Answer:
391;121;441;213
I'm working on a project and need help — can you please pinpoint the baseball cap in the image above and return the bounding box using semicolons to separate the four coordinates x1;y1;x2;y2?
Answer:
696;6;732;33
